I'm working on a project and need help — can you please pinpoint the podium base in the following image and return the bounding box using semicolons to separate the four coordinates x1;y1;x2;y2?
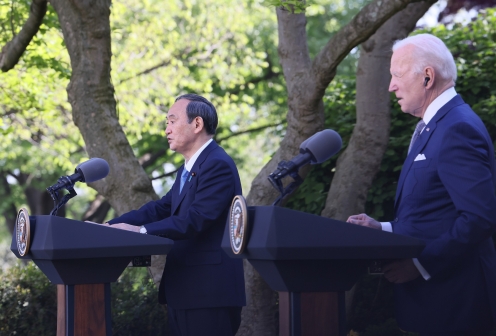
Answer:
57;284;111;336
279;292;346;336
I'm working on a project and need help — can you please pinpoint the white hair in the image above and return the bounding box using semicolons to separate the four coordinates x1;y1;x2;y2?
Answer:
392;33;457;82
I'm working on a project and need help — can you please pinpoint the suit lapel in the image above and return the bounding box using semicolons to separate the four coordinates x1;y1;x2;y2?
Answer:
395;95;465;208
172;141;219;214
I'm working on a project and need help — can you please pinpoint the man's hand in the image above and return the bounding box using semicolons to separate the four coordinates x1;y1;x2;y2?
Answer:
103;222;140;233
382;259;420;283
346;213;382;230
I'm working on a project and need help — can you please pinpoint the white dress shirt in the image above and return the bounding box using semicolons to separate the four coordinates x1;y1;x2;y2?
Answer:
184;139;213;172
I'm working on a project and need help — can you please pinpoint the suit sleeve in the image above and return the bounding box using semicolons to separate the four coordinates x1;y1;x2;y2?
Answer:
418;121;496;278
107;190;172;226
144;157;236;240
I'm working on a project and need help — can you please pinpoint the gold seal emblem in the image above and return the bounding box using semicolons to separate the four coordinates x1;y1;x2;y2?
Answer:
16;208;31;257
229;195;248;255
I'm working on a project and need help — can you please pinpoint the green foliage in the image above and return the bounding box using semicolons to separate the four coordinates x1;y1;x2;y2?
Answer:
0;262;57;335
347;276;395;335
421;9;496;147
111;267;169;336
0;219;9;242
346;275;419;335
306;0;370;75
0;1;86;219
262;0;311;13
0;263;169;335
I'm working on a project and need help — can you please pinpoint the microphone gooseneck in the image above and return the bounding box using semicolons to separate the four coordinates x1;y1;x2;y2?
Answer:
47;158;110;216
268;129;342;206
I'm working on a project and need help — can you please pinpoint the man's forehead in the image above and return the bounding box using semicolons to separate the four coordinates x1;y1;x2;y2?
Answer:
167;99;190;118
392;45;415;66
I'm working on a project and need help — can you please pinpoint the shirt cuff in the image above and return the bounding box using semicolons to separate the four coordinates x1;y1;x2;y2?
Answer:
380;222;392;232
413;258;431;280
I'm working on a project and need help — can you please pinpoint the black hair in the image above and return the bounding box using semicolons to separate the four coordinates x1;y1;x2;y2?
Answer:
175;94;218;135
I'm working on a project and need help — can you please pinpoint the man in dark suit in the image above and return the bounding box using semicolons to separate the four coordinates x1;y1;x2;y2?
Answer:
106;94;246;336
347;34;496;335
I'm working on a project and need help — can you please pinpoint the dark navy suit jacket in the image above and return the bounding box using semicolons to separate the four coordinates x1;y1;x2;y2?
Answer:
108;141;246;309
393;95;496;333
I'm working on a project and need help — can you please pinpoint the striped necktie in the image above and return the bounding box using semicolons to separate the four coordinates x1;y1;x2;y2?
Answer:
408;120;426;155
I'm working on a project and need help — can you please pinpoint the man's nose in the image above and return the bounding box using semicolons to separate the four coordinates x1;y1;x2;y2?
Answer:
388;79;396;92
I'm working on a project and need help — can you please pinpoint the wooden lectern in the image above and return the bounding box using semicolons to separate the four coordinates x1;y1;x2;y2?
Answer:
221;206;424;336
11;215;173;336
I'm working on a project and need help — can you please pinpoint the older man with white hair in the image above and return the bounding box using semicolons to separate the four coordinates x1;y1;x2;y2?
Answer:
348;33;496;335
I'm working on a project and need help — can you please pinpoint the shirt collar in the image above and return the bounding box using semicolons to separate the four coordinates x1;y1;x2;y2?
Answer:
184;138;213;172
422;87;457;125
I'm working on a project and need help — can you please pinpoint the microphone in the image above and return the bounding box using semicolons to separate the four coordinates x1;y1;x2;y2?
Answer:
269;129;342;183
47;158;110;193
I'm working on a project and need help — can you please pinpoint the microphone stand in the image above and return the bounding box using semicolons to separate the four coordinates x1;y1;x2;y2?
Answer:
268;160;304;206
47;176;78;216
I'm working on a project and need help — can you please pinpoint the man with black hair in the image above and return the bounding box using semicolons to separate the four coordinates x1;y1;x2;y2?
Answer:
107;94;246;336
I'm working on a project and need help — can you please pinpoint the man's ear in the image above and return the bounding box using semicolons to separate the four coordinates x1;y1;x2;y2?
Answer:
194;116;205;134
424;67;435;89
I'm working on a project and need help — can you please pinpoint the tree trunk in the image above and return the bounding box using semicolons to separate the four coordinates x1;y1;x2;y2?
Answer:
49;0;164;284
239;10;322;336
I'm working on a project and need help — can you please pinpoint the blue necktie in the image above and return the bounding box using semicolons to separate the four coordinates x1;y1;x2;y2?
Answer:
179;168;189;193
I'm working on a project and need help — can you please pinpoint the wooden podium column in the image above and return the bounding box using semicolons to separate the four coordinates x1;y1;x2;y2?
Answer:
57;285;66;336
279;292;346;336
57;283;111;336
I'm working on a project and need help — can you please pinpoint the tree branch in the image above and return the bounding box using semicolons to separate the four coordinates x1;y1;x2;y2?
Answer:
118;59;173;84
151;167;179;181
312;0;425;96
140;148;168;170
216;122;284;144
0;0;47;72
82;194;111;223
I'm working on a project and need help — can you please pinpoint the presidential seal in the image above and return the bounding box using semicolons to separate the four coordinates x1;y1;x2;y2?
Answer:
229;195;248;255
15;208;31;257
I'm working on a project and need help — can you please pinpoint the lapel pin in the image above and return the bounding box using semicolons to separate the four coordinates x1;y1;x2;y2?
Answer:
188;172;196;182
426;128;430;131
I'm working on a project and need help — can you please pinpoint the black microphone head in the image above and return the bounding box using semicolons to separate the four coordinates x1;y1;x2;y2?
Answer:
75;158;110;183
301;129;342;164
